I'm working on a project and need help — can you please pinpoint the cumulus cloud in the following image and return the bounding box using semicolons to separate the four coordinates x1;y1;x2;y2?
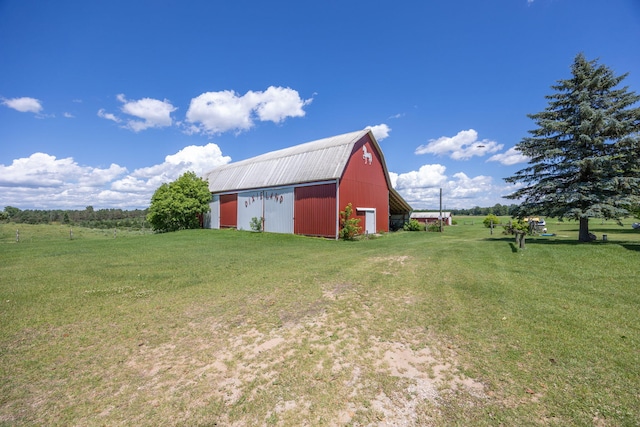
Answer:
97;95;177;131
185;86;312;134
487;146;530;165
0;153;127;188
126;143;231;185
116;94;177;132
249;86;311;123
0;144;231;209
366;124;391;141
390;163;513;209
393;164;448;191
415;129;503;160
1;97;43;114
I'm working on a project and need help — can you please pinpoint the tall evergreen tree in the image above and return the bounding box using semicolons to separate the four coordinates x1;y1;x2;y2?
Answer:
505;53;640;242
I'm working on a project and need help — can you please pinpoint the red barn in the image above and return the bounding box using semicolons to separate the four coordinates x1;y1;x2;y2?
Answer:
203;129;411;238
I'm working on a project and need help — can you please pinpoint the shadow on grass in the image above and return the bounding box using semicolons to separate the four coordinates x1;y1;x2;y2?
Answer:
485;236;640;251
589;227;640;235
486;237;583;246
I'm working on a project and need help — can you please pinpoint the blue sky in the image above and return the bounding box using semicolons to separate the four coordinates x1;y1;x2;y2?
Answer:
1;0;639;211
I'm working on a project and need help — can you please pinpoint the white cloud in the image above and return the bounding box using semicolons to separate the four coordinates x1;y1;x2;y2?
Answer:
185;86;312;134
366;124;391;141
1;97;43;114
0;144;231;210
393;164;448;191
487;146;530;165
391;163;514;209
0;153;127;190
249;86;311;123
415;129;503;160
117;94;177;132
128;143;231;184
97;109;121;123
0;153;72;187
63;112;75;118
97;95;177;131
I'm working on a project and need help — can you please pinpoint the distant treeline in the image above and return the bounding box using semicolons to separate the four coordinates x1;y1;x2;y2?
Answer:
417;204;520;217
1;206;148;229
2;203;521;229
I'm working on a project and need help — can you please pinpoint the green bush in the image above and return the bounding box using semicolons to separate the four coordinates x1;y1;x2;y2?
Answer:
403;219;422;231
427;222;441;232
339;203;361;240
483;214;500;228
250;217;263;232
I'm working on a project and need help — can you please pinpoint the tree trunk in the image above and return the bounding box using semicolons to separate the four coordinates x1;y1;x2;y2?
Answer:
578;217;591;242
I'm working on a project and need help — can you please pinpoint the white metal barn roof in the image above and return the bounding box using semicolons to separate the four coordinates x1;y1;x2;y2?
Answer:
411;212;452;219
204;129;412;213
206;129;368;192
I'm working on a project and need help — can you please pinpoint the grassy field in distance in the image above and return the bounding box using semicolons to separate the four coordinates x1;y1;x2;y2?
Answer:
1;218;638;426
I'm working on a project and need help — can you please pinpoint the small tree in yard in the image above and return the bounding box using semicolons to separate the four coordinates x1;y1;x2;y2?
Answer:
483;214;500;228
147;171;211;233
503;219;531;249
504;53;640;242
339;203;361;240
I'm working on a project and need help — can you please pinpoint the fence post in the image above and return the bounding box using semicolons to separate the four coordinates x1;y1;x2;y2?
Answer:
16;229;19;243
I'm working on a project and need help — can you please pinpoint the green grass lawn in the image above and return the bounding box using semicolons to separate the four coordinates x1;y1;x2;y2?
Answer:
1;219;638;426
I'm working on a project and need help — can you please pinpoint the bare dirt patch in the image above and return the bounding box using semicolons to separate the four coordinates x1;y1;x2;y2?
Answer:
117;280;486;426
369;255;413;276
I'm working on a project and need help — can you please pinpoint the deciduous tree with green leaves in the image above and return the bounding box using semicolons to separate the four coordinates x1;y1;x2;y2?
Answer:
483;214;500;228
505;53;640;242
147;171;211;233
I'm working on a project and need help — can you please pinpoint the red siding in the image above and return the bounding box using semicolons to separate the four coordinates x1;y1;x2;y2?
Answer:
219;194;237;228
294;183;337;238
339;135;390;233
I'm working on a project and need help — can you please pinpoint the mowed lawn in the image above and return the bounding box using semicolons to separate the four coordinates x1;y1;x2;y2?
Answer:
0;219;638;426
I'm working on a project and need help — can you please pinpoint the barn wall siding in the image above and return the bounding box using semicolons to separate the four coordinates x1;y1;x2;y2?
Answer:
294;183;337;238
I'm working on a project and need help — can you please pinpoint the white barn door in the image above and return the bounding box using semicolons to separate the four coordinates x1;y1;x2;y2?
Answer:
206;195;220;229
358;208;376;235
237;191;264;231
263;187;294;234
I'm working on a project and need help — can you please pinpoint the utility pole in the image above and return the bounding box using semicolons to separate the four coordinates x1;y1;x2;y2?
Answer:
439;188;443;233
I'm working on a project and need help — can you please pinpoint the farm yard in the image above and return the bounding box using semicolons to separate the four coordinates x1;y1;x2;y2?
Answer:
1;219;639;426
